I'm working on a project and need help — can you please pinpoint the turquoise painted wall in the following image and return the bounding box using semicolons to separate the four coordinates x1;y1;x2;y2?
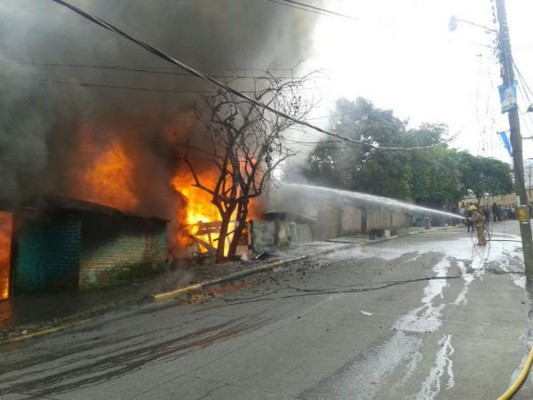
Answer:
15;215;81;292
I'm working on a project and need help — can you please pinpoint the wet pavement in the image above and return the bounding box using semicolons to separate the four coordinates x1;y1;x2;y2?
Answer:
0;222;532;399
0;222;531;399
0;235;379;341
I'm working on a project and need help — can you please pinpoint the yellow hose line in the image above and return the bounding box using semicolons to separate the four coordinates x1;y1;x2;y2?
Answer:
498;343;533;399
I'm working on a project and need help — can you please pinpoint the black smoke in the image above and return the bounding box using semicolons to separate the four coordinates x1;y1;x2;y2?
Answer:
0;0;319;216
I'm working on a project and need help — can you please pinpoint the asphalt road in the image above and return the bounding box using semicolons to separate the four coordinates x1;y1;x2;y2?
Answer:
0;221;532;399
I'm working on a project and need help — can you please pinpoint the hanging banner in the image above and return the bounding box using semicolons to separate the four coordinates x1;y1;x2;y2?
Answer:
499;131;513;158
499;81;518;113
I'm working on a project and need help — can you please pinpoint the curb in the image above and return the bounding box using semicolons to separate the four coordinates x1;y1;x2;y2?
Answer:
151;225;462;303
1;317;93;345
151;246;353;302
1;226;462;344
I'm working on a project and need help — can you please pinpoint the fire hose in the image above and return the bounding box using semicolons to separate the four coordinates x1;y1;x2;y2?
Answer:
497;344;533;399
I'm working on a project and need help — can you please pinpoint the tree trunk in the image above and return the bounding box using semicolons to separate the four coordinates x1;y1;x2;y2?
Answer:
228;218;246;259
228;200;248;259
216;212;231;262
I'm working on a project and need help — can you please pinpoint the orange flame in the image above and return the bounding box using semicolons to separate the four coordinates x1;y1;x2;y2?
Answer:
69;127;138;212
172;170;226;253
171;167;262;257
172;174;220;226
0;211;13;300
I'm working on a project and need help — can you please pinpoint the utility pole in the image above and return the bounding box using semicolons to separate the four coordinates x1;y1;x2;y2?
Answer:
495;0;533;280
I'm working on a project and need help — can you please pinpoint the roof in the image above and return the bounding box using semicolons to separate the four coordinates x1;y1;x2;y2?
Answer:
4;195;169;224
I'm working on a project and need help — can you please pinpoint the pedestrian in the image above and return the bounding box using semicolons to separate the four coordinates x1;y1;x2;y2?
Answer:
469;205;487;246
499;204;505;221
492;202;500;222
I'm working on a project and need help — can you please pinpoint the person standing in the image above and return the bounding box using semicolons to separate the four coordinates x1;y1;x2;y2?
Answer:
492;202;500;222
469;205;487;246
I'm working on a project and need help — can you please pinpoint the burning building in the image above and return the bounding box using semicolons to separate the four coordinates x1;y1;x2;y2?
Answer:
8;196;167;293
0;1;319;297
0;196;167;296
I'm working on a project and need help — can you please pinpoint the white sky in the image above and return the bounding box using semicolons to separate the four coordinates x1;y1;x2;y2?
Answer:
304;0;533;163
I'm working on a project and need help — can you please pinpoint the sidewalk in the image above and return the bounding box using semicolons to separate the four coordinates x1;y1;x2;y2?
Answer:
0;225;459;343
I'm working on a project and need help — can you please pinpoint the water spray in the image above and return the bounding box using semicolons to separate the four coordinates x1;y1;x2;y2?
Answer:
281;183;465;222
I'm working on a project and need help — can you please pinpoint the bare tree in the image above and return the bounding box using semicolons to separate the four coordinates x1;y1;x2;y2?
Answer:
182;72;316;262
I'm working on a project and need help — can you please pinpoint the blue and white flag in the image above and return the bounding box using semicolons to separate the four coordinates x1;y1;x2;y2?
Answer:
499;131;513;158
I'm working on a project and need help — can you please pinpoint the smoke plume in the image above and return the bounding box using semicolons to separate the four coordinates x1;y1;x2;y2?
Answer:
0;0;319;217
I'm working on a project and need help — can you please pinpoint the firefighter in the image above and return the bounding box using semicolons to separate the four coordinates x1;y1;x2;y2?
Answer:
469;205;487;246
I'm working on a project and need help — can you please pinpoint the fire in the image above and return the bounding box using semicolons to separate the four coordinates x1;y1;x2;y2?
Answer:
173;176;220;226
82;141;138;211
0;211;13;300
172;170;226;253
70;127;138;212
171;166;262;257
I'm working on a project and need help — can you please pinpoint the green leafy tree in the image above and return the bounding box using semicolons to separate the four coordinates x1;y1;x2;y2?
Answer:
305;97;407;191
302;97;513;209
457;152;513;201
410;148;463;207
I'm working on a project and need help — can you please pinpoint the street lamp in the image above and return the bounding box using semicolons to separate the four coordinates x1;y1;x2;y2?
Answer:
448;15;498;34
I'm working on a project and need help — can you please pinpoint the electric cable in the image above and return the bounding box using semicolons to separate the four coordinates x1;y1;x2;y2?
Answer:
513;63;533;135
513;60;533;104
4;74;326;95
10;61;325;80
515;78;533;138
48;0;453;152
265;0;358;21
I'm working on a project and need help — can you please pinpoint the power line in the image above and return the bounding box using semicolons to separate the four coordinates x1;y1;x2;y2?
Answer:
11;61;325;81
513;60;533;105
8;76;214;94
265;0;358;21
48;0;449;151
513;61;533;138
5;75;326;94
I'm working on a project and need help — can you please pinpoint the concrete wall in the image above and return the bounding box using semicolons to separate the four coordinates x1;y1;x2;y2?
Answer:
288;223;312;244
250;220;276;253
367;209;410;231
250;220;312;253
312;203;411;240
341;206;362;235
313;204;338;240
79;214;167;289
